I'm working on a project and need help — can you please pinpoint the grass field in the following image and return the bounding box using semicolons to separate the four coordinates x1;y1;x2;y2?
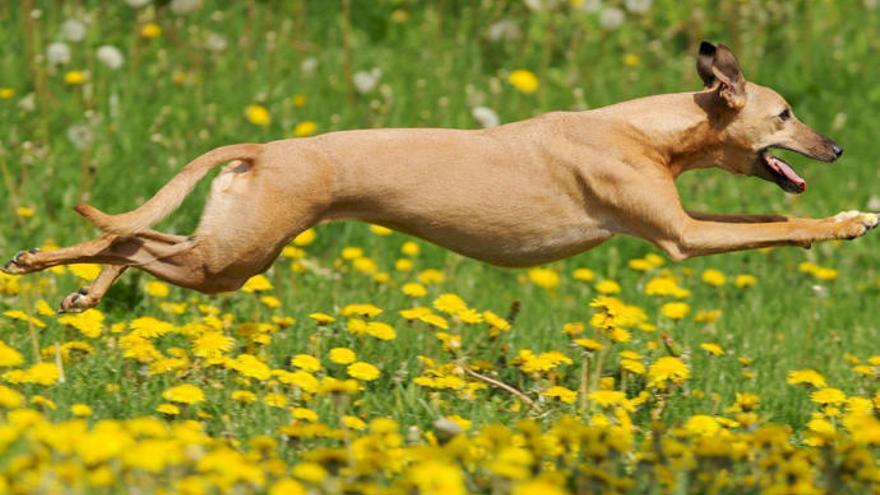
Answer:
2;1;880;493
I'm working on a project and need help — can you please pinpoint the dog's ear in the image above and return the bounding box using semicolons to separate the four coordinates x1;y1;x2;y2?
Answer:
696;41;747;110
696;41;717;87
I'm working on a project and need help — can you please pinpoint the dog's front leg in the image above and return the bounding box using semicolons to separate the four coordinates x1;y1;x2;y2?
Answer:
605;173;878;260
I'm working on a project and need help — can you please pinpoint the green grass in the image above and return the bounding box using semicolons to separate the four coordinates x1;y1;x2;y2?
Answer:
2;0;880;460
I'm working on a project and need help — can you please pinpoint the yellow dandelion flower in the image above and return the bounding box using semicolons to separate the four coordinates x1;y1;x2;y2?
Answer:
15;206;34;218
628;258;652;271
347;361;380;381
340;303;383;318
3;310;46;328
291;407;318;421
735;274;757;288
507;69;540;94
433;293;468;314
620;358;646;375
623;53;641;67
684;415;720;436
528;267;560;290
291;354;321;372
162;384;205;405
69;263;101;281
156;403;180;415
64;70;87;85
366;321;396;340
661;302;690;320
71;403;93;417
700;342;725;356
141;22;161;38
328;347;356;365
232;390;257;403
292;462;327;483
811;387;846;405
787;369;827;388
648;356;690;386
241;274;272;293
269;479;307;495
402;282;427;297
588;390;628;408
0;88;15;100
572;267;596;282
245;104;271;127
418;268;445;284
701;269;727;287
309;312;336;324
293;228;316;246
263;393;288;408
594;279;621;294
145;280;169;298
293;120;317;137
542;386;577;404
0;341;23;368
260;295;281;308
0;385;24;408
401;241;421;256
694;309;722;324
342;415;366;430
192;331;234;358
574;338;603;351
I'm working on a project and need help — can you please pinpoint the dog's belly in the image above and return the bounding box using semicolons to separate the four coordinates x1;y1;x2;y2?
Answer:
403;223;614;267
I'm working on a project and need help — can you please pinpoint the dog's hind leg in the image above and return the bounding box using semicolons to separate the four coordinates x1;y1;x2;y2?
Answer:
58;264;128;313
1;230;195;274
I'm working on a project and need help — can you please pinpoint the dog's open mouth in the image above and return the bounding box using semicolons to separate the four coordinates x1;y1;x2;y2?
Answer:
762;151;806;194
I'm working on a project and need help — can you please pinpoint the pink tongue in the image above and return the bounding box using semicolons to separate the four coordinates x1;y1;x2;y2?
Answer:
768;156;806;191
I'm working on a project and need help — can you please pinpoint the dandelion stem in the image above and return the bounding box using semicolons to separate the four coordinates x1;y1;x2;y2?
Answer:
54;342;65;383
21;284;40;362
578;353;590;415
461;365;539;411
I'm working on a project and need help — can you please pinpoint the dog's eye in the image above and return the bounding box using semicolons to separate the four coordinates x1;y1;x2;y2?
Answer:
778;109;791;121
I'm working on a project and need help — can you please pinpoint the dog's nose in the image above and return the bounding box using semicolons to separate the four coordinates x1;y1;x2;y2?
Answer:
832;144;844;158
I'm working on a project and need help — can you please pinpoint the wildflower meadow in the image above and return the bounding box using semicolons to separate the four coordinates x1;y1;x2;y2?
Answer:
3;1;880;494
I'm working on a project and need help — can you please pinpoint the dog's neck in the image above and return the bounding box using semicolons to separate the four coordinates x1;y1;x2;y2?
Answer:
590;91;736;177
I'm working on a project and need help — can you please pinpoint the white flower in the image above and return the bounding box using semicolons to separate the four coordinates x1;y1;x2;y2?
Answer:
47;42;71;65
574;0;602;13
170;0;202;15
353;68;381;94
486;19;520;42
62;19;87;42
18;93;36;113
301;57;318;73
96;45;124;69
524;0;559;12
125;0;151;7
599;7;625;30
67;125;94;150
624;0;652;14
472;106;499;128
204;33;227;52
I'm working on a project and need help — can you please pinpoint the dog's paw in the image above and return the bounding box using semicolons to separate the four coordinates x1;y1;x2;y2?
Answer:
830;211;880;240
58;288;95;314
1;249;41;275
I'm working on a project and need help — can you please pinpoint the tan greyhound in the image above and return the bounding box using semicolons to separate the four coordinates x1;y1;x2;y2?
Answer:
3;41;877;312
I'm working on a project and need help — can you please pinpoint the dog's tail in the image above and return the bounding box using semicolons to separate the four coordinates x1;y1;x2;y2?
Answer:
75;143;262;236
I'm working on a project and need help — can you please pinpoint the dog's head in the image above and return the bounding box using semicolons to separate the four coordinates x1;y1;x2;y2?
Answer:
696;41;843;194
